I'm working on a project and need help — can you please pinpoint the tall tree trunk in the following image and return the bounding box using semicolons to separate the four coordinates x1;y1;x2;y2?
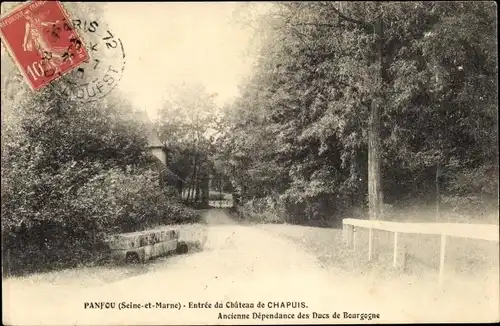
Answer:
195;182;200;203
176;179;183;197
368;7;384;221
194;160;200;203
201;174;209;206
187;152;198;202
219;177;223;208
199;156;209;206
189;152;198;203
435;162;441;221
188;182;194;202
190;175;196;203
368;101;383;220
186;173;192;201
192;129;200;204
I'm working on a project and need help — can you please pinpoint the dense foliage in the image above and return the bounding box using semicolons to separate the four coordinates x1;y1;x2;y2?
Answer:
156;83;225;207
1;73;201;275
216;2;498;225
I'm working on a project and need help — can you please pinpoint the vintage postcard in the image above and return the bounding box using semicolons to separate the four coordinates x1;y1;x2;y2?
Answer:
1;1;499;325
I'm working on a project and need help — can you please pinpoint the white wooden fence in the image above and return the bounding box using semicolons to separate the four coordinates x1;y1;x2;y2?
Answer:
342;218;499;286
209;199;233;208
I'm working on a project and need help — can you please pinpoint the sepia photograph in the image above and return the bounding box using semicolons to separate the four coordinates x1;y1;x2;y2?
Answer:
1;1;498;325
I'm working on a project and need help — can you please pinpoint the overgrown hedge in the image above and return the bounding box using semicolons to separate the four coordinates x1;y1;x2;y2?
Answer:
2;167;202;276
0;81;203;276
234;193;367;227
234;197;285;224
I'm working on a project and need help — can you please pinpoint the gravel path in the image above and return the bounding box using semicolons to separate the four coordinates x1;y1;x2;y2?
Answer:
3;209;498;324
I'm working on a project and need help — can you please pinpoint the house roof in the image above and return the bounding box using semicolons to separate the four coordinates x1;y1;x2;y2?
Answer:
133;109;167;149
147;131;164;148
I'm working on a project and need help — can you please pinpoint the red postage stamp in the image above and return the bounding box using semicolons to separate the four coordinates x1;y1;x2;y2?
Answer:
0;1;89;90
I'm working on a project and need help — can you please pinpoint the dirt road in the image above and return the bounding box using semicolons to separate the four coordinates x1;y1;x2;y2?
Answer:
3;209;498;325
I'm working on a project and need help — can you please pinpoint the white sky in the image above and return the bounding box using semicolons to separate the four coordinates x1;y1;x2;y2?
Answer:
104;2;269;120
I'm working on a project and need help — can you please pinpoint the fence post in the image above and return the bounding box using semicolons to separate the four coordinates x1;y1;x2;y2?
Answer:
368;227;373;261
393;231;398;268
439;234;447;287
353;227;357;251
344;223;354;246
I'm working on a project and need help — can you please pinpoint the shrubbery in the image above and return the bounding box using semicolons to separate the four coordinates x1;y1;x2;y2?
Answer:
235;195;351;227
74;168;201;234
234;197;285;224
1;80;201;276
2;166;201;276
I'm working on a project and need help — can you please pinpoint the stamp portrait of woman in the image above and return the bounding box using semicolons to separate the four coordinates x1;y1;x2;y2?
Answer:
22;10;73;76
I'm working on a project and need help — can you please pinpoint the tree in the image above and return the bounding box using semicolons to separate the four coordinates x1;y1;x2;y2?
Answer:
222;1;497;225
156;83;220;206
1;70;202;275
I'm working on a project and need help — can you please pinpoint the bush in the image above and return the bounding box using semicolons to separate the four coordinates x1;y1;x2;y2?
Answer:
440;165;499;222
2;167;201;276
75;168;201;233
234;193;358;227
235;197;285;224
1;82;202;276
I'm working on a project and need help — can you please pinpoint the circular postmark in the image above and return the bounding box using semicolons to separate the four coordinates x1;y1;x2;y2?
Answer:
58;18;125;102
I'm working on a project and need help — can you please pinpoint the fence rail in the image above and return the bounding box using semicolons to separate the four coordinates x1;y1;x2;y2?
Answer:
342;218;499;286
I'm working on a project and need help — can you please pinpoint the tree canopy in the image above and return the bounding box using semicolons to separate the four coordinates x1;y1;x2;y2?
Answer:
215;1;498;225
